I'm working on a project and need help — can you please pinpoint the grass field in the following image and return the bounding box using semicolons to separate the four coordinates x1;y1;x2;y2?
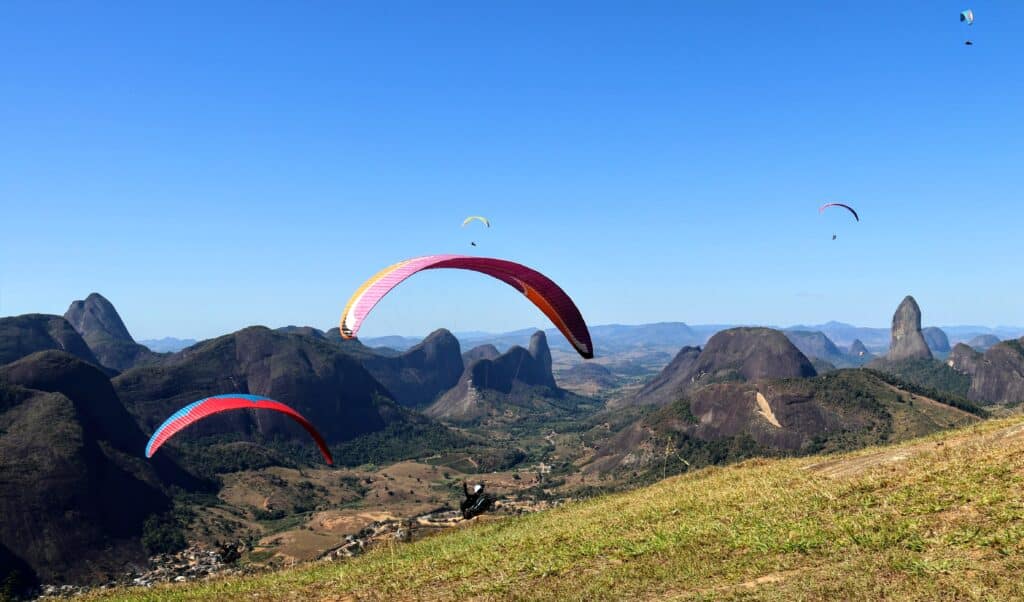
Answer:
85;417;1024;601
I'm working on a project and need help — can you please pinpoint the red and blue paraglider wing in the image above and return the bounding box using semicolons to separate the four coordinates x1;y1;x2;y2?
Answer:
145;394;333;464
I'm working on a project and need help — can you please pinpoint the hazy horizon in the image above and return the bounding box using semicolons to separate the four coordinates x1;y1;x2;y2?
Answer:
3;3;1023;339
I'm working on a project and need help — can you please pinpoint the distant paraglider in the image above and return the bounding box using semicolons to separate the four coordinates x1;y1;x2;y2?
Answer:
462;216;490;228
145;394;333;465
961;9;974;45
820;203;858;241
819;202;860;222
462;216;490;248
340;255;594;358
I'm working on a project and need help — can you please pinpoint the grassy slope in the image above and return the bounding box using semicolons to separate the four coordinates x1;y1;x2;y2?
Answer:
87;417;1024;601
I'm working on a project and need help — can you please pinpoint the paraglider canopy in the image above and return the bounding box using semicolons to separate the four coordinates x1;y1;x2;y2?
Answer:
960;9;974;25
340;255;594;358
462;216;490;228
145;394;333;465
819;202;860;222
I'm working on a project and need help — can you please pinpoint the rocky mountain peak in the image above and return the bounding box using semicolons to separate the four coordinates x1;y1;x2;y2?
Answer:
692;327;817;383
848;339;871;358
625;327;816;408
889;296;933;361
64;293;133;344
357;329;463;407
63;294;157;372
425;331;562;422
528;331;556;388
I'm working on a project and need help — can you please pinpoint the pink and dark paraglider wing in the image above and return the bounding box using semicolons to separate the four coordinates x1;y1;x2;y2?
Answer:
819;202;860;222
145;394;333;465
340;255;594;359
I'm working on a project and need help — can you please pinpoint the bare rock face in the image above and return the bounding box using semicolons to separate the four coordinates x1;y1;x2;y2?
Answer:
64;293;133;343
947;343;982;377
360;329;464;407
426;331;563;422
967;338;1024;404
527;331;557;389
687;327;817;385
462;344;500;365
889;296;933;361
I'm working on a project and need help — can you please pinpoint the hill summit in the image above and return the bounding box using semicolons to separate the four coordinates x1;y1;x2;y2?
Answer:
627;327;816;407
64;293;157;371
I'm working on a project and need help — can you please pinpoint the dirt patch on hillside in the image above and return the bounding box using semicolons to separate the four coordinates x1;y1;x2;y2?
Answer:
755;391;782;428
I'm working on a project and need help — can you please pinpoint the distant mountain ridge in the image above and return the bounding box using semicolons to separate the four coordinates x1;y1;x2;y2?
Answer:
354;322;1024;357
783;330;858;368
138;337;197;353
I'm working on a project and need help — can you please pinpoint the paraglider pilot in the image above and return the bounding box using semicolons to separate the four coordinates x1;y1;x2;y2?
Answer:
462;481;484;510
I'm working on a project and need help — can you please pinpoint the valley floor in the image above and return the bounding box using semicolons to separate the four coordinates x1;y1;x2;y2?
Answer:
83;416;1024;601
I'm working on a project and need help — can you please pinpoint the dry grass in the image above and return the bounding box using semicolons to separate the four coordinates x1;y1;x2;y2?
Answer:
84;418;1024;601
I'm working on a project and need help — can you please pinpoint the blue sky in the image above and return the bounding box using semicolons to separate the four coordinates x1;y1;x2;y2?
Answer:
2;2;1022;340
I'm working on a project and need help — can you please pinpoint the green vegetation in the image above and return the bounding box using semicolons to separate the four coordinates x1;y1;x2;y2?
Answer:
86;417;1024;601
141;513;187;555
1;571;33;602
330;421;473;466
871;358;972;399
1004;338;1024;356
866;367;987;416
667;397;698;424
172;439;296;476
